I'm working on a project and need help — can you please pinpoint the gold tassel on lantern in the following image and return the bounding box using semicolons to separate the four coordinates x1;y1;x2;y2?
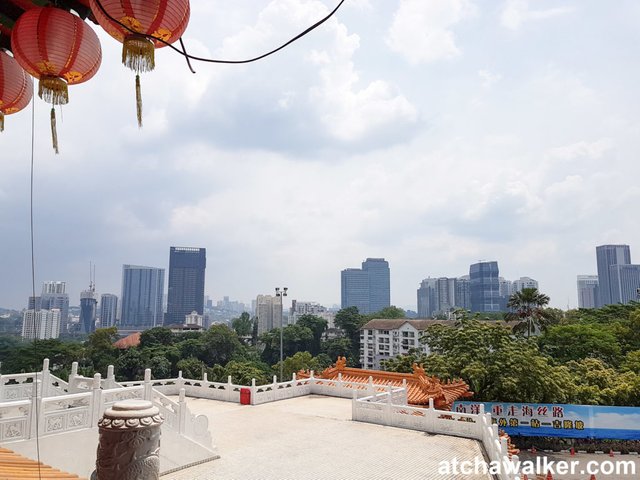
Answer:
122;35;155;73
0;112;4;132
39;76;69;105
50;107;59;155
135;74;143;128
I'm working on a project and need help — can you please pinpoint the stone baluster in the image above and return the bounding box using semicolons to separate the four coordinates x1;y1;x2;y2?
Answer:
106;365;115;389
93;400;164;480
70;362;79;392
250;378;256;405
91;373;103;426
41;358;50;397
226;375;233;402
143;369;152;402
178;388;187;435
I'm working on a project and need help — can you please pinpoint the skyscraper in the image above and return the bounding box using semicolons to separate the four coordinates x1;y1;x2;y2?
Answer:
79;287;97;335
341;258;390;315
417;277;470;318
609;264;640;305
469;261;501;313
596;244;631;306
166;247;206;326
255;294;282;335
577;275;599;309
120;265;165;329
38;281;69;334
100;294;118;328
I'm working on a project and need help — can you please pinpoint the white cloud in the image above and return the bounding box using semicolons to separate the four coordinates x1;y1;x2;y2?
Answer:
478;69;502;88
501;0;574;30
386;0;476;64
548;139;614;160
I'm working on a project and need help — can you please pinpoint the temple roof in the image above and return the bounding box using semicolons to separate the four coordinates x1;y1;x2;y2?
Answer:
299;357;473;410
113;331;141;349
0;447;85;479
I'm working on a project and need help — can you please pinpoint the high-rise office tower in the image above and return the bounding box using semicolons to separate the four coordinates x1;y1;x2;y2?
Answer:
166;247;206;326
120;265;165;329
577;275;599;309
341;258;390;315
596;244;631;306
31;282;70;334
609;264;640;305
99;294;118;328
417;276;470;318
469;261;501;313
79;285;97;335
255;294;282;335
22;309;61;340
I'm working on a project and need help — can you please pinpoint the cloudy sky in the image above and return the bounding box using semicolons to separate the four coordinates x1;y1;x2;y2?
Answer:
2;0;639;311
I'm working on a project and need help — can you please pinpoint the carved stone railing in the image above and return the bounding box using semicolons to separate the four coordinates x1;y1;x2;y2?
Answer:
0;398;32;442
352;391;519;480
0;373;39;401
40;391;93;436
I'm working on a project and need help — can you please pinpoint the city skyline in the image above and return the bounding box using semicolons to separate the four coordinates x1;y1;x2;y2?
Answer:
3;244;638;313
1;2;639;312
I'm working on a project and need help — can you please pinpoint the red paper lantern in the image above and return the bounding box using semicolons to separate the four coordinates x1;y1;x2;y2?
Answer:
90;0;190;126
0;50;33;132
11;7;102;153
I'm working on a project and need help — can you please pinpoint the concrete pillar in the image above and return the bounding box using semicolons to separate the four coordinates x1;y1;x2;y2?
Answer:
94;400;163;480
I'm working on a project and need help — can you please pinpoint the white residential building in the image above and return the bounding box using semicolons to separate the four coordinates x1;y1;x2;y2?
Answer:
185;310;204;327
512;276;539;293
255;294;282;335
359;319;444;370
22;308;61;340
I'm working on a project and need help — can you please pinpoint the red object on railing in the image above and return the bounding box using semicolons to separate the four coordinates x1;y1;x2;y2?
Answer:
240;387;251;405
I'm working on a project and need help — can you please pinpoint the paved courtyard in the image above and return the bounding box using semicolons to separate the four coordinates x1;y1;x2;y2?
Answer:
163;395;492;480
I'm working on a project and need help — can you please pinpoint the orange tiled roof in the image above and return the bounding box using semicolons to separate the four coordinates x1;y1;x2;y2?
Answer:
0;447;85;479
113;331;141;349
299;357;472;410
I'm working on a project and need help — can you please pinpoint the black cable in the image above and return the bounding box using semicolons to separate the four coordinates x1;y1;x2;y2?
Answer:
92;0;346;66
29;73;42;480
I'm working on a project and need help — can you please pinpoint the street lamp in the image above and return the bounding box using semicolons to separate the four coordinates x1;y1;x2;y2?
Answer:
275;287;288;382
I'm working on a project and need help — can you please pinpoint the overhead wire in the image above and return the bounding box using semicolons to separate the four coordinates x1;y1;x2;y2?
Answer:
29;66;43;480
92;0;346;70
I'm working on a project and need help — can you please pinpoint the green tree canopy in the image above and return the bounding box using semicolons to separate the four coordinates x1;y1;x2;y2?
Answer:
139;327;174;349
201;325;243;366
296;315;328;355
231;312;253;337
506;288;553;338
539;323;622;365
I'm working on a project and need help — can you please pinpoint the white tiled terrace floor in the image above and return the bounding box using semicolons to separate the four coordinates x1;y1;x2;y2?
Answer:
164;395;492;480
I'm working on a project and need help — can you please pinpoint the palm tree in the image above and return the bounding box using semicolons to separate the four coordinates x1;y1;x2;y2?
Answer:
506;288;552;338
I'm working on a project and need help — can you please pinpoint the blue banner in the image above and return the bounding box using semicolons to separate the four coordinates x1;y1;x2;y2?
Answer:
452;401;640;440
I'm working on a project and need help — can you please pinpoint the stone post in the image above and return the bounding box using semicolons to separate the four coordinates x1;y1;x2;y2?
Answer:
41;358;50;397
106;365;116;389
91;373;103;427
93;400;163;480
143;369;152;402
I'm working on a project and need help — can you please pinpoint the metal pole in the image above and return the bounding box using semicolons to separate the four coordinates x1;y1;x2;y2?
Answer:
276;287;287;382
280;304;283;382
